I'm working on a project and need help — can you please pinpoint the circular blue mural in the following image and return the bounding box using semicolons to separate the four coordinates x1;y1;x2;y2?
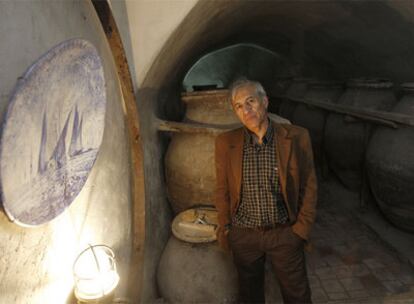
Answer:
0;39;106;226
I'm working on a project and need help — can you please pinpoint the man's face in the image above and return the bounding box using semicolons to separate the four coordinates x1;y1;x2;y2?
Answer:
231;84;268;132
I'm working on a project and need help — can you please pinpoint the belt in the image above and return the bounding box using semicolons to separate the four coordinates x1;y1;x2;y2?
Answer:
250;222;291;232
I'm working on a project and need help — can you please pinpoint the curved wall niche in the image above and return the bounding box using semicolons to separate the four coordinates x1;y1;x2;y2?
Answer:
183;43;292;92
0;38;106;226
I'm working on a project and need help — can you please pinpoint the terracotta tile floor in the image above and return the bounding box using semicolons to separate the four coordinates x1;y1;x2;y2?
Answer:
307;181;414;304
159;179;414;304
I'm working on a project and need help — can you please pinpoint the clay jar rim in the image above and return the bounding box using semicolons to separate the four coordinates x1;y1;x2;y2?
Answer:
290;77;315;84
274;76;295;81
308;80;344;89
347;78;394;89
400;82;414;92
181;89;229;104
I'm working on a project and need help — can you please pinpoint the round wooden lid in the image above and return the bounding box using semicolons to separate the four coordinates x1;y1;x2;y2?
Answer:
172;207;218;243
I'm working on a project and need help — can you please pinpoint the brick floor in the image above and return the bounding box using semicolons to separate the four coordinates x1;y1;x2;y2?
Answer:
339;278;365;291
321;279;345;293
311;287;328;303
306;181;414;304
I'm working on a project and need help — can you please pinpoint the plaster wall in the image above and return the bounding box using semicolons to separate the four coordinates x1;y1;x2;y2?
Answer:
0;1;132;303
109;1;199;301
111;0;198;87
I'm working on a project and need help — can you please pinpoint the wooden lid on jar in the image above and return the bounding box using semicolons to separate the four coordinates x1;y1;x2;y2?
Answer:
172;207;218;243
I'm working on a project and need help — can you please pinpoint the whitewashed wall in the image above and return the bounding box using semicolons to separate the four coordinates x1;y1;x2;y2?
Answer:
0;1;132;303
110;0;198;87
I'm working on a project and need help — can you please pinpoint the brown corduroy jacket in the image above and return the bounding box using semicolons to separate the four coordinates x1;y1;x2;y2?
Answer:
214;122;318;250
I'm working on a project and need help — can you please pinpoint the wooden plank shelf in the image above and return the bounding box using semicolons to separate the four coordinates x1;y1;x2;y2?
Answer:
273;94;414;129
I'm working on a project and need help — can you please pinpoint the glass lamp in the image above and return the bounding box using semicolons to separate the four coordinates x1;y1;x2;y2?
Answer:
73;245;120;303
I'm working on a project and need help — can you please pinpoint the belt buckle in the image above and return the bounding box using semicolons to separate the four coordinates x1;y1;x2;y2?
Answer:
257;225;274;232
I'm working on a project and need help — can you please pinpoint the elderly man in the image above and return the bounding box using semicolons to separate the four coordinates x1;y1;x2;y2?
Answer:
215;78;317;303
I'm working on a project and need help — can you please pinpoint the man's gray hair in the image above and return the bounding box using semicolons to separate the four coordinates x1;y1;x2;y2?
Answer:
228;78;267;103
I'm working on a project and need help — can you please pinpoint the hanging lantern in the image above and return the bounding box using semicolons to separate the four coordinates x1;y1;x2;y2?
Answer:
73;245;120;303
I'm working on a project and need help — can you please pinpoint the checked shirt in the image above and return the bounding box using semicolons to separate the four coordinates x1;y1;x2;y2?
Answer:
232;122;289;228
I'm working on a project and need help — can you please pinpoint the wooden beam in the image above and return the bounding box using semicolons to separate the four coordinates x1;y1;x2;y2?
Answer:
157;119;238;134
273;94;414;128
91;1;145;301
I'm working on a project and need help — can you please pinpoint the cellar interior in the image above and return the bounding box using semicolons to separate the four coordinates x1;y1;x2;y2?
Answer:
136;1;414;303
1;0;414;303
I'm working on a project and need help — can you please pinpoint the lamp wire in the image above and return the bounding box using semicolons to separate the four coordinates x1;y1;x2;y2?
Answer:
88;244;106;297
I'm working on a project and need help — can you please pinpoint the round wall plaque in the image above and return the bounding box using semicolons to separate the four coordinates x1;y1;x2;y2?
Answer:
0;39;106;226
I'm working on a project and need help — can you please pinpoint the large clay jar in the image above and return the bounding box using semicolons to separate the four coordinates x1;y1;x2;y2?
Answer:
324;79;396;191
157;236;238;303
268;76;293;114
278;78;311;121
165;90;239;213
291;81;343;170
366;83;414;232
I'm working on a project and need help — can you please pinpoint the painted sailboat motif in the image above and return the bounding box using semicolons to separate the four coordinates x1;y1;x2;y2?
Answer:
50;110;71;170
38;110;48;175
37;105;87;176
0;39;106;226
69;105;84;158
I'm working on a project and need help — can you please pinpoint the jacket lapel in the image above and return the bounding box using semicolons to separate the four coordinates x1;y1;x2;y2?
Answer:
229;128;244;199
274;122;292;203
